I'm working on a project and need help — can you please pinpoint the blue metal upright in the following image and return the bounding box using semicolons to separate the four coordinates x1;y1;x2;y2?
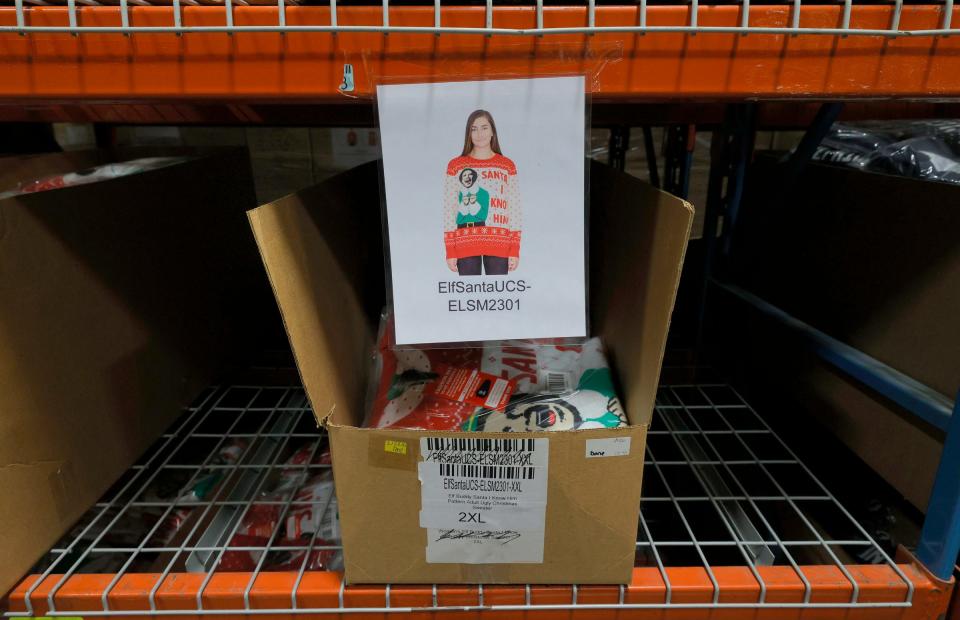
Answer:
663;124;695;200
714;281;960;582
917;393;960;581
696;104;754;351
714;282;954;433
607;126;630;172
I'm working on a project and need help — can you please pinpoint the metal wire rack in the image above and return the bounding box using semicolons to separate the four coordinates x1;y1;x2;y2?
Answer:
5;363;944;617
2;0;958;37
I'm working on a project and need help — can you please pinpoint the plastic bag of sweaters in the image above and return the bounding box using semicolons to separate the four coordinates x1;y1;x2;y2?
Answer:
364;311;628;432
811;120;960;185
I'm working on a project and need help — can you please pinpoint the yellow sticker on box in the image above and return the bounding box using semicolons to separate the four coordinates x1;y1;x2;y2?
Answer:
384;440;408;455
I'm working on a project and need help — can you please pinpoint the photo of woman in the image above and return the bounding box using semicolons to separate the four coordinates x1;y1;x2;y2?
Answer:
443;110;523;276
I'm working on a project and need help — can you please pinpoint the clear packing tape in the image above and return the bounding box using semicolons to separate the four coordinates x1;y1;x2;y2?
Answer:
344;40;623;100
363;309;628;432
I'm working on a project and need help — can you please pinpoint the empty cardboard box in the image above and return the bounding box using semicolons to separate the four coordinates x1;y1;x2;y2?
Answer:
248;160;693;584
0;147;274;596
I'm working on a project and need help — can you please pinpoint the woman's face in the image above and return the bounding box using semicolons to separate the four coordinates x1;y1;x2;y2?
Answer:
470;116;494;150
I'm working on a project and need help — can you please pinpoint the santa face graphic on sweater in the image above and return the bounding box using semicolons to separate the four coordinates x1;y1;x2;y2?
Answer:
476;394;582;432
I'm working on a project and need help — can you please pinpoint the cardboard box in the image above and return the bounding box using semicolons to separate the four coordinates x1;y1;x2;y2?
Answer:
248;161;693;584
723;154;960;509
0;148;276;597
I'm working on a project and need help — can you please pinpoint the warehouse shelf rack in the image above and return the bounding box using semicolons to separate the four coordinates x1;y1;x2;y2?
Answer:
2;0;960;612
5;368;954;619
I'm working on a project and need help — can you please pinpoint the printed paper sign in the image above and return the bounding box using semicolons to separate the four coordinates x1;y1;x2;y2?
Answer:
419;437;548;563
377;77;588;345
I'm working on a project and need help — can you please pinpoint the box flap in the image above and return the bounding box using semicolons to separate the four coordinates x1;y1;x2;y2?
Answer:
590;161;694;427
248;163;383;427
248;160;692;430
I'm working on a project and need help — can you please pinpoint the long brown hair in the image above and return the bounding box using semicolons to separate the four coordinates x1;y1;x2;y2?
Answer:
461;110;502;157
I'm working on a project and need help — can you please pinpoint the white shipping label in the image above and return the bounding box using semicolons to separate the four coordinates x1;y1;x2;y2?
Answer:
585;437;632;458
483;378;511;409
419;437;549;564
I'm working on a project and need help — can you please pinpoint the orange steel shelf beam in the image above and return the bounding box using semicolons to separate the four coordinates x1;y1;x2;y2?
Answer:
2;5;960;102
4;100;960;125
7;564;954;619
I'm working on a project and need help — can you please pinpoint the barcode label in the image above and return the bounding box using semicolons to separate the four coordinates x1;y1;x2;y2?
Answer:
438;464;536;480
425;437;536;452
547;373;568;392
419;437;549;544
541;370;572;393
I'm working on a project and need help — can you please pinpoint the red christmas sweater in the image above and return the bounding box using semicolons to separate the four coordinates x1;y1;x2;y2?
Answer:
444;154;522;259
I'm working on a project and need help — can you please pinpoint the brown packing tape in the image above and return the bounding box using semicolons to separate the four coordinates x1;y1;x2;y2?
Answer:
368;433;418;472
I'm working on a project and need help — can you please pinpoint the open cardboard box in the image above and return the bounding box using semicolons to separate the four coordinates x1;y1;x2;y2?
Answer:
248;161;693;584
0;147;274;597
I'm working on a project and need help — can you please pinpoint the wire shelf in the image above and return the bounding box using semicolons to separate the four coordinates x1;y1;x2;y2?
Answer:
5;364;945;618
4;3;960;101
2;0;958;37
